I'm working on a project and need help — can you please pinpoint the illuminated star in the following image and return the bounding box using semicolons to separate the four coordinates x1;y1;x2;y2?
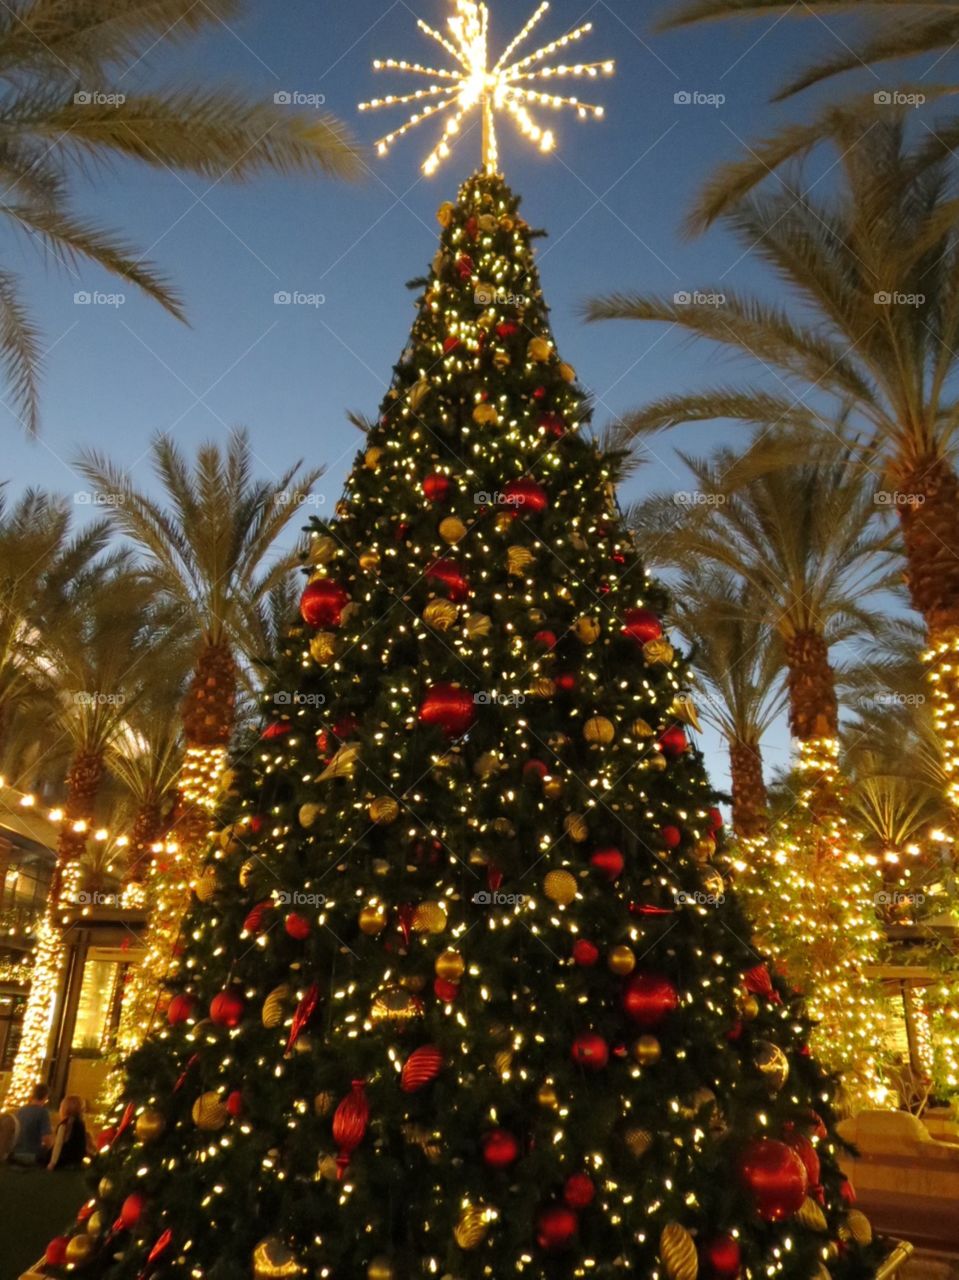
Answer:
358;0;614;176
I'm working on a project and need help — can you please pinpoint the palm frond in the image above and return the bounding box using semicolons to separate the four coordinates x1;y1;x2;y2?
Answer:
0;268;42;435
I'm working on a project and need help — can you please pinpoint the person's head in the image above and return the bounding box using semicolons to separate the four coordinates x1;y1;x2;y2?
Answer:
59;1095;84;1122
29;1083;49;1105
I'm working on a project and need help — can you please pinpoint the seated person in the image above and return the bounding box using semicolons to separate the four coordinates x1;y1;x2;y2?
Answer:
11;1083;53;1165
48;1094;94;1171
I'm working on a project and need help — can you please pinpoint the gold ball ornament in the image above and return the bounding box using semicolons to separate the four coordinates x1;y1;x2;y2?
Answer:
454;1204;490;1250
544;869;577;906
358;550;381;573
367;1258;395;1280
608;945;636;975
371;984;422;1023
648;752;668;772
537;1082;560;1109
364;446;384;470
86;1212;104;1237
97;1176;114;1199
437;201;455;227
359;903;388;935
413;901;447;934
478;212;497;232
632;1034;662;1065
574;616;601;644
309;632;338;665
192;1092;228;1131
424;599;459;631
754;1039;789;1093
192;868;217;903
134;1107;166;1142
625;1128;653;1157
507;545;535;576
439;516;468;544
252;1236;305;1279
436;949;465;980
465;612;492;639
369;796;400;825
528;676;555;699
557;362;577;383
298;803;322;829
846;1210;873;1245
796;1198;828;1233
564;813;588;843
527;336;552;363
584;716;615;745
65;1235;97;1266
643;638;675;666
262;984;290;1028
309;534;338;565
660;1223;698;1280
472;402;499;427
738;993;760;1021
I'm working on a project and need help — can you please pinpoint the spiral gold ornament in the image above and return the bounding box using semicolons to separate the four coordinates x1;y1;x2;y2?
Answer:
643;638;675;666
557;362;576;383
310;632;338;665
454;1203;490;1250
544;869;577;906
494;1048;513;1077
472;402;499;427
465;612;492;639
631;718;655;738
527;336;552;363
358;550;381;573
846;1210;872;1245
648;752;668;772
797;1198;828;1232
564;813;588;843
424;599;458;631
359;903;388;935
409;379;430;412
309;534;338;565
364;446;384;470
239;857;257;887
574;616;601;644
262;984;290;1028
192;1092;228;1131
192;868;217;903
625;1127;653;1157
528;677;556;699
584;716;615;745
369;796;400;825
660;1223;698;1280
507;546;535;576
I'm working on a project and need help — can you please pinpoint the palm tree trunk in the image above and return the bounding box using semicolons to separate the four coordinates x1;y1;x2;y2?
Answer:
127;799;166;884
896;454;959;808
50;749;104;902
781;628;841;828
181;639;237;748
728;736;769;839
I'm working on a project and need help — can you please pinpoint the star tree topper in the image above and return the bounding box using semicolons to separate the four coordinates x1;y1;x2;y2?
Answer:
359;0;615;175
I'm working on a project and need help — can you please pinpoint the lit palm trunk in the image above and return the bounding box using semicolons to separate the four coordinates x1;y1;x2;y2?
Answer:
728;736;769;840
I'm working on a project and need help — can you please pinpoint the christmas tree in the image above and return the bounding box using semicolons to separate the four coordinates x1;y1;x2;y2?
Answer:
45;169;884;1280
45;5;885;1274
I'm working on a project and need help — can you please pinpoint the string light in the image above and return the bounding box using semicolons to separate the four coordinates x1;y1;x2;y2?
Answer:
359;0;614;175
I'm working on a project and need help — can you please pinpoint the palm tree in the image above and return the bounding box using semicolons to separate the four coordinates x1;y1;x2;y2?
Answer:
0;0;361;434
660;566;785;839
587;119;959;803
630;435;894;816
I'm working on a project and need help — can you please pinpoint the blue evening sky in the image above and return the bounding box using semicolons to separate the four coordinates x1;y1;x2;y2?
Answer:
1;0;902;796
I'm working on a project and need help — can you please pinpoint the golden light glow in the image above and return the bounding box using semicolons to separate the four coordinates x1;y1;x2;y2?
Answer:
359;0;614;175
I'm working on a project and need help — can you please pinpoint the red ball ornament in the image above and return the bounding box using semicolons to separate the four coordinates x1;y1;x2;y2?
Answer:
658;725;688;759
300;578;349;628
226;1090;244;1118
45;1238;69;1266
622;608;663;644
285;912;311;940
248;815;264;834
539;411;566;437
784;1132;821;1187
590;846;624;881
426;558;470;602
571;1032;609;1070
708;807;724;830
423;472;453;503
661;825;682;848
739;1138;808;1222
77;1201;94;1222
533;629;557;650
443;336;460;354
456;254;475;279
496;321;518;338
166;994;195;1026
523;759;549;781
702;1234;741;1279
209;990;244;1029
120;1192;146;1229
572;939;600;966
482;1128;520;1168
401;1044;444;1092
622;972;679;1027
96;1127;116;1151
537;1205;578;1252
243;900;273;933
503;476;548;516
434;976;460;1001
419;682;476;738
564;1174;595;1208
555;672;577;692
261;720;291;740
